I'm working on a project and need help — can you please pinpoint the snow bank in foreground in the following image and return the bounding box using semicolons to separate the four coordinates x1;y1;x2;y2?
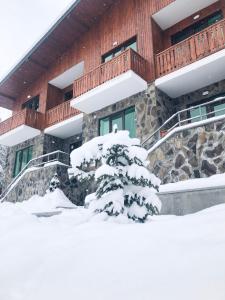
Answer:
0;191;225;300
14;189;75;213
160;173;225;193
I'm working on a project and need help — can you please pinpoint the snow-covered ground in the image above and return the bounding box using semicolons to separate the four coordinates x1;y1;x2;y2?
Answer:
160;173;225;193
0;189;225;300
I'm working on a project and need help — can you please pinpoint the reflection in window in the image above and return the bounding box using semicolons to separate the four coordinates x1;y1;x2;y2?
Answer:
99;107;136;138
22;96;39;111
14;146;33;177
102;38;137;63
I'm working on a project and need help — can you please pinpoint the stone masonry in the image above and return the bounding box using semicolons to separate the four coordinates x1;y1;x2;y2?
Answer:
82;83;173;143
148;118;225;184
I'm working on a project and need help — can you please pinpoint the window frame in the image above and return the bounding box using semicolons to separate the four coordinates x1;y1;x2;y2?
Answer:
22;95;40;111
102;37;137;63
13;146;33;177
187;92;225;123
171;10;223;45
98;106;136;136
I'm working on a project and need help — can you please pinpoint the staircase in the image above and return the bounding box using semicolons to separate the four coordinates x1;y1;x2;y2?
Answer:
142;95;225;151
0;151;70;203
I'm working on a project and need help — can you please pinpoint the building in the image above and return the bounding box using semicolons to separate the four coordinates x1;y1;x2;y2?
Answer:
0;0;225;201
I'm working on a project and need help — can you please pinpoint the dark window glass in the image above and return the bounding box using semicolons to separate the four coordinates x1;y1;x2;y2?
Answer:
171;10;223;45
13;146;33;177
99;107;136;138
22;96;39;111
102;38;137;63
64;90;73;101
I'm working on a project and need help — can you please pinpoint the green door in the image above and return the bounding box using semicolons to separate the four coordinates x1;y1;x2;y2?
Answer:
13;146;33;177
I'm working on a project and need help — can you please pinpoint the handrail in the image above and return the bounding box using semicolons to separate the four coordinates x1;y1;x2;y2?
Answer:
142;96;225;148
0;150;70;202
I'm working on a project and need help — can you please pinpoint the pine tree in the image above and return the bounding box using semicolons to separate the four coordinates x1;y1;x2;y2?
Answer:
70;130;161;222
47;173;61;193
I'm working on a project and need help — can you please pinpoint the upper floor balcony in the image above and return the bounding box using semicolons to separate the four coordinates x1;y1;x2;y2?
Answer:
44;100;82;139
0;108;44;146
71;48;148;114
155;18;225;98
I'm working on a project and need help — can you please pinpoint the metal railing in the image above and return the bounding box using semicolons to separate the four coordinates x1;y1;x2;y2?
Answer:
142;96;225;150
0;150;70;202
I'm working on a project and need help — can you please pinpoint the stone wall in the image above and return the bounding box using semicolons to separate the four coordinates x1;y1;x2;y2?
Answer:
82;83;173;143
148;118;225;184
3;163;86;205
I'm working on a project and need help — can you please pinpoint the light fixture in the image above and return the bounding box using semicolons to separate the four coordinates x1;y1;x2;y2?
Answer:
113;41;118;46
202;91;209;96
193;14;200;20
23;81;27;84
27;95;31;99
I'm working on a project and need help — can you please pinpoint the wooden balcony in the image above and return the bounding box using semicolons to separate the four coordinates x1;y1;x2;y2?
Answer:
156;18;225;78
73;48;148;97
45;101;80;128
0;108;43;136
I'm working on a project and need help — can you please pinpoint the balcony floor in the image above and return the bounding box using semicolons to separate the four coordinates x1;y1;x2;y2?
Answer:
71;70;147;114
44;113;83;139
0;125;41;146
155;48;225;98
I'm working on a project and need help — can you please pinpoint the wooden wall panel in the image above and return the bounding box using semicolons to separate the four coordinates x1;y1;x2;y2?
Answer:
163;1;223;49
13;0;186;113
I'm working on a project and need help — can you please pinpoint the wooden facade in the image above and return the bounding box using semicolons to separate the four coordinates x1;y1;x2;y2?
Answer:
0;0;225;137
156;18;225;77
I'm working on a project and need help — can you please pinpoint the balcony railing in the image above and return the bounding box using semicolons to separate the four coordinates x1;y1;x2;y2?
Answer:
45;101;81;128
73;48;148;97
156;18;225;77
0;108;43;136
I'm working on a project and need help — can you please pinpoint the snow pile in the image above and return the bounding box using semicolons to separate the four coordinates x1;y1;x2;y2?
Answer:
0;191;225;300
70;130;161;222
13;189;75;214
160;173;225;193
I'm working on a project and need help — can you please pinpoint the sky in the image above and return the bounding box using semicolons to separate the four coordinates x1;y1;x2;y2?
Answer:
0;0;74;120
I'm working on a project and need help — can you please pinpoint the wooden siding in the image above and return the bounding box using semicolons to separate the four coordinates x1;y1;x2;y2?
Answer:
73;48;147;97
13;0;174;114
45;101;80;128
156;18;225;77
0;109;44;136
163;1;224;50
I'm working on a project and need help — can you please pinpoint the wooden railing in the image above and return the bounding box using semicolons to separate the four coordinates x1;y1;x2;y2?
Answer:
0;108;43;136
73;48;147;97
156;18;225;77
45;101;81;128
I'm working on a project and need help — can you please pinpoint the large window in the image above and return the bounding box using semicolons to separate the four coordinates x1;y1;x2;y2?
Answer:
102;38;137;63
13;146;33;177
171;10;223;45
22;95;39;111
188;93;225;123
99;107;136;137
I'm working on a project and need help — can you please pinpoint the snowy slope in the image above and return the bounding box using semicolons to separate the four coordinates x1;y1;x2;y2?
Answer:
0;190;225;300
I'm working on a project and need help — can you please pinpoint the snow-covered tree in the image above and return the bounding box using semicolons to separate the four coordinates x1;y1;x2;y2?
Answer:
47;173;61;193
70;130;161;222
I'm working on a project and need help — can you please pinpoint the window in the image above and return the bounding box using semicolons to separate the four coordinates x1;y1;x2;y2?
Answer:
99;107;136;138
22;96;39;111
13;146;33;177
102;38;137;63
188;92;225;123
171;10;223;45
64;90;73;101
